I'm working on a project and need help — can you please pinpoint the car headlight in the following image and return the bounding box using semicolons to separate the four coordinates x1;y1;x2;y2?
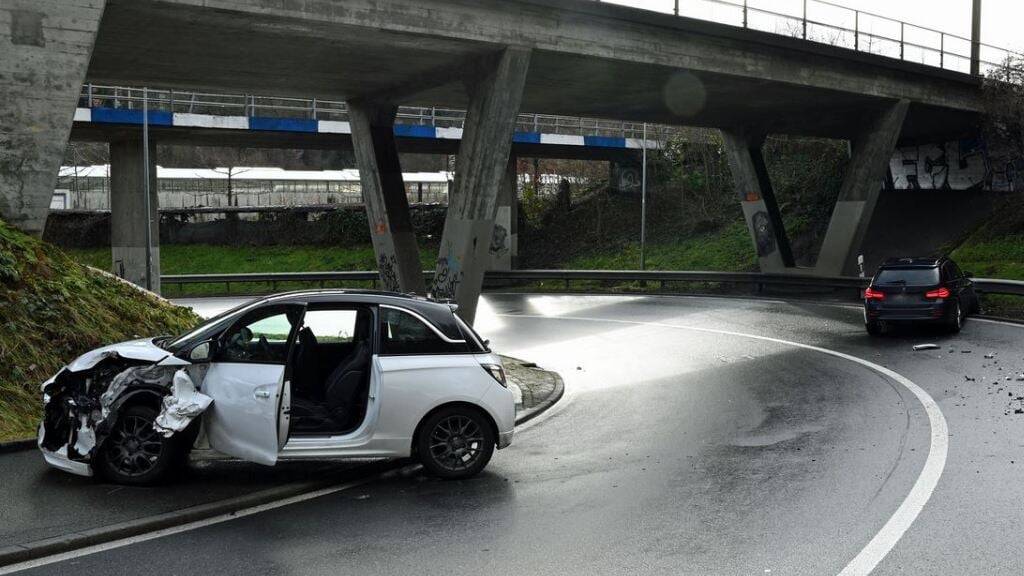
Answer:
482;363;507;387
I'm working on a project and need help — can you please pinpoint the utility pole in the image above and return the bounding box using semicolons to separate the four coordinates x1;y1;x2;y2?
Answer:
142;88;154;292
640;123;648;271
970;0;982;76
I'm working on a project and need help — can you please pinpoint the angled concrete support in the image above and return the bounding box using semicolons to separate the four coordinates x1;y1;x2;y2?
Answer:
0;0;106;234
109;139;160;293
348;100;426;294
721;130;794;272
816;100;909;276
433;47;531;324
488;155;517;272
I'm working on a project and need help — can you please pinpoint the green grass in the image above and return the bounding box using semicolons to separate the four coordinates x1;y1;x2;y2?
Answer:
565;222;757;272
950;234;1024;318
951;235;1024;280
66;244;439;297
1;221;201;441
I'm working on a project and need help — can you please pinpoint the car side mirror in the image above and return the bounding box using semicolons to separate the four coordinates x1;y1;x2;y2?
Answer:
187;339;216;363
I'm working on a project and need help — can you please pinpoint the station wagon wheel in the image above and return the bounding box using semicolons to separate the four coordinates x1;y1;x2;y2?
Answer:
417;406;495;480
98;404;180;486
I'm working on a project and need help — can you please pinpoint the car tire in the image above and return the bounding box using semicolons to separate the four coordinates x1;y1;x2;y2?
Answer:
96;404;180;486
948;300;964;334
865;320;883;336
416;405;495;480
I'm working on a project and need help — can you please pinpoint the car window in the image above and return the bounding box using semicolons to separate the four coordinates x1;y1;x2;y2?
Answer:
874;268;940;286
220;309;297;364
303;309;358;343
948;261;964;279
380;307;466;355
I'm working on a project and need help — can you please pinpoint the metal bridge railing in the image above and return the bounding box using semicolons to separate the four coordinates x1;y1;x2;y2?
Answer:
78;84;691;142
597;0;1024;76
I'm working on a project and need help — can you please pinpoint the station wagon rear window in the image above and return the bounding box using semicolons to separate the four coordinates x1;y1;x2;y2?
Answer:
874;268;940;286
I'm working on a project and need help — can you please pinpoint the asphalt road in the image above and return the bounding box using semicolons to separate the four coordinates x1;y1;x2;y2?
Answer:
13;293;1024;575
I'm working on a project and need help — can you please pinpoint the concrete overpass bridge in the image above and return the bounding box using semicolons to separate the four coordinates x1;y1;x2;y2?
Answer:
1;0;1013;321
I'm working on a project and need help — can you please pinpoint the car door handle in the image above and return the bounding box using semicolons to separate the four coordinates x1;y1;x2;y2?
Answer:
254;390;271;399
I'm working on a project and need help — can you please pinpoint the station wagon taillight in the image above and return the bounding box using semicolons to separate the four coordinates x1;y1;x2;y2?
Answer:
925;287;951;299
864;287;885;300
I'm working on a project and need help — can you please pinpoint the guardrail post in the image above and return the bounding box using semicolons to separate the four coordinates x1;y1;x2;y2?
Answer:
854;12;859;51
940;33;945;68
802;0;807;39
311;98;318;120
900;22;905;60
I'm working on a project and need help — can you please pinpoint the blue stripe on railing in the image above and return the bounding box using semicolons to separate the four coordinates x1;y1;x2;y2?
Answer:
513;132;542;144
90;108;173;126
249;117;318;133
392;124;437;138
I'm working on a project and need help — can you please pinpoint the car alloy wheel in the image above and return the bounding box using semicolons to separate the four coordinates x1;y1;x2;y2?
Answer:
106;413;163;478
428;414;485;472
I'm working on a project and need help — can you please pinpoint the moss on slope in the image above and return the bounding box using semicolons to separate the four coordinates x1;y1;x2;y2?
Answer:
0;219;200;441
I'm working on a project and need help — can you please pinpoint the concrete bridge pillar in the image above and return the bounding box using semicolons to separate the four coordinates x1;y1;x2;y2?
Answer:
433;47;531;324
348;100;426;294
816;100;909;276
0;0;106;234
488;155;518;272
721;130;794;273
109;139;160;293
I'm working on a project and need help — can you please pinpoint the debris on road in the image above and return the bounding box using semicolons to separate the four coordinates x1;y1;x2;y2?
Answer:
985;353;996;359
913;344;940;351
965;376;976;382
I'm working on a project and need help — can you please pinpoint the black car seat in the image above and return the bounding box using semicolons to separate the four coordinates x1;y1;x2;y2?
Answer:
323;309;373;430
293;327;320;400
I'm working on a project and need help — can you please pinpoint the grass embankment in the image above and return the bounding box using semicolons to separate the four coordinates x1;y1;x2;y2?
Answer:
67;244;438;297
951;232;1024;318
0;220;200;441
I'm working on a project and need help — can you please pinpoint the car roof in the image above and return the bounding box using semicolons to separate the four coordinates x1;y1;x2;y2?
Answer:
880;257;946;268
252;289;465;340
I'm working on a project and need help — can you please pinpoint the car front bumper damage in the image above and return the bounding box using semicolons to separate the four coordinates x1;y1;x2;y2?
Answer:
38;343;212;477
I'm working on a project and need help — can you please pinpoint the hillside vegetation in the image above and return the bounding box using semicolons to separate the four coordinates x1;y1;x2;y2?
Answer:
0;219;200;441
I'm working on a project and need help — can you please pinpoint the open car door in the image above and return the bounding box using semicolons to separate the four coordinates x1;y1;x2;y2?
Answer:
201;303;304;465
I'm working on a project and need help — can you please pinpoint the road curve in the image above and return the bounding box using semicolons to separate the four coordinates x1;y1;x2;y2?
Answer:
12;294;1024;576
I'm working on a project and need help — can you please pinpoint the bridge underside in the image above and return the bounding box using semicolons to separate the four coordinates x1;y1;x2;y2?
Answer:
0;0;992;320
86;0;978;144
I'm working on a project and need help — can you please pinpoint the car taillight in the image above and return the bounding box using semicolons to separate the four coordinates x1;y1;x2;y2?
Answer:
865;287;885;300
925;287;951;299
482;363;507;387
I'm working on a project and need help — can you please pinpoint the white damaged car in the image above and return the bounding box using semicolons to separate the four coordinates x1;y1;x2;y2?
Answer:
39;291;514;485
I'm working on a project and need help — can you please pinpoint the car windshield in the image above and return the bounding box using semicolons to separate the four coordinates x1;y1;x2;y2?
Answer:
163;300;258;353
875;267;940;286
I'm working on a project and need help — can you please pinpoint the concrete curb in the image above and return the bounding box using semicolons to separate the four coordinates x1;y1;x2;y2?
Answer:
0;439;35;454
0;368;566;568
514;370;565;425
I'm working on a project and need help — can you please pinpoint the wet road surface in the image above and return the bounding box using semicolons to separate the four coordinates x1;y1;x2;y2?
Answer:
12;294;1024;575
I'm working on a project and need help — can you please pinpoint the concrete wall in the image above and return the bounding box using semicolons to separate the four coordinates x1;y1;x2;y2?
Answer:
859;189;1014;275
0;0;105;234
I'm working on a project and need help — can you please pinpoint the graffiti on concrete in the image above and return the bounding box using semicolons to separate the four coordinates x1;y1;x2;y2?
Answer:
433;252;462;300
751;211;776;257
377;253;399;292
890;139;1020;191
489;224;509;257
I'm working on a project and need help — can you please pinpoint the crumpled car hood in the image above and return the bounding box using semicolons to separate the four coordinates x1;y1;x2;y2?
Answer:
65;338;171;373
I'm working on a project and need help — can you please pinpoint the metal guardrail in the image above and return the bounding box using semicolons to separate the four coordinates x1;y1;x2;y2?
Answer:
78;84;692;142
597;0;1024;76
159;270;1024;299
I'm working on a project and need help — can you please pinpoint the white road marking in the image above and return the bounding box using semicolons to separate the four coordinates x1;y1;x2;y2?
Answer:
0;474;386;574
497;313;949;576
